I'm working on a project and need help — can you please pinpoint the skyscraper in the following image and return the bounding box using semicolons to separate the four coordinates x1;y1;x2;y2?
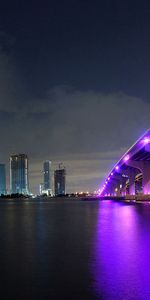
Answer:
10;154;29;194
43;161;51;190
0;164;6;195
54;164;66;196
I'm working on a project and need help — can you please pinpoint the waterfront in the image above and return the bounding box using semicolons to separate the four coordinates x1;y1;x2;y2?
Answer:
0;198;150;299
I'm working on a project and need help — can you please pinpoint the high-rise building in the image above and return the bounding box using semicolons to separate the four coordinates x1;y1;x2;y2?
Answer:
42;161;52;196
54;164;66;196
43;161;51;190
0;164;6;195
10;154;29;194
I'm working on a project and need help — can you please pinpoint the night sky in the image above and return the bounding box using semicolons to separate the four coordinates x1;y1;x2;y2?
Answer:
1;0;150;193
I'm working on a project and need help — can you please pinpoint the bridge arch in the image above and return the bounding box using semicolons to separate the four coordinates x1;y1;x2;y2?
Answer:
100;129;150;197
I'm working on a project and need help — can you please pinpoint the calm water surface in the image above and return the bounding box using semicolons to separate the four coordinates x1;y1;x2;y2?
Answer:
0;198;150;299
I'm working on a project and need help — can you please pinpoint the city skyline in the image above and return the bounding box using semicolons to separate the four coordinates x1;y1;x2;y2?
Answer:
0;1;150;193
1;2;150;300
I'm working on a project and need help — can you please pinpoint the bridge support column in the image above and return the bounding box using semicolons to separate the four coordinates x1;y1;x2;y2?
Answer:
139;162;150;194
128;170;137;195
126;160;150;194
109;184;116;196
110;175;123;196
120;177;128;196
121;167;140;195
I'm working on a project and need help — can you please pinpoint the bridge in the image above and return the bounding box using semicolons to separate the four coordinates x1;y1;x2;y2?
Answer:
100;129;150;199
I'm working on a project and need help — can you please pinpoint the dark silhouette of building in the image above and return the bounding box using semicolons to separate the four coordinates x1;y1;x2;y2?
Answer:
54;164;66;196
10;154;29;194
43;161;51;190
0;164;6;195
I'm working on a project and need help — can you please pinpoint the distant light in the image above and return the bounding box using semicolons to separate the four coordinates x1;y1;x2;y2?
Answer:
111;172;113;176
108;177;110;181
124;154;130;162
115;166;119;170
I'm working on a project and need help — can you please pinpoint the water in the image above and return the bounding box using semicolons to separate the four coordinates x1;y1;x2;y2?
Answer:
0;198;150;299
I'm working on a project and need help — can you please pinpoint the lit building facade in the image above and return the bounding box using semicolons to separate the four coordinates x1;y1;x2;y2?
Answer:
39;183;44;195
10;154;29;194
54;166;66;196
42;161;52;196
0;164;6;195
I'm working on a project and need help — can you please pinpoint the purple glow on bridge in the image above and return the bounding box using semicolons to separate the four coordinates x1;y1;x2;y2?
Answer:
100;129;150;197
124;155;130;162
142;137;150;144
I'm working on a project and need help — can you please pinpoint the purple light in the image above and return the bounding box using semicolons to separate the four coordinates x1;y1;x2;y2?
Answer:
115;166;119;170
124;154;130;162
108;177;110;181
111;172;113;176
142;137;150;144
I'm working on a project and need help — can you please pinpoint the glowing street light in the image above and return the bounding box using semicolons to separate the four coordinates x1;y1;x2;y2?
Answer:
124;154;130;162
143;137;150;144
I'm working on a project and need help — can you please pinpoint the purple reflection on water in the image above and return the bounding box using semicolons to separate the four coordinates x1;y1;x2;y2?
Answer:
90;201;150;299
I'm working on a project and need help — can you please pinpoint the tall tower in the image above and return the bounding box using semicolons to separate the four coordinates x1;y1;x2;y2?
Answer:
0;164;6;195
10;154;29;195
54;164;66;196
43;161;52;191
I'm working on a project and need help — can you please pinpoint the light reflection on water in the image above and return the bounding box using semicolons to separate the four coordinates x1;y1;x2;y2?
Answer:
90;200;150;299
0;199;150;299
